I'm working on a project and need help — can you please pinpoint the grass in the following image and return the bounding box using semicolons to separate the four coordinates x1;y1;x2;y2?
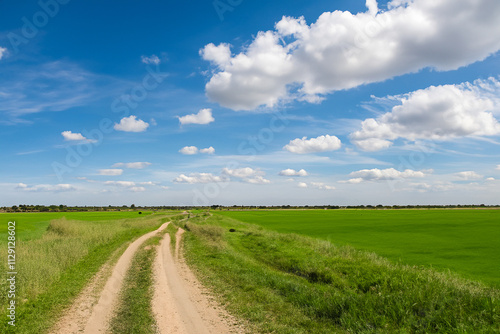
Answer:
110;218;183;334
110;232;164;334
180;213;500;333
0;213;176;334
217;209;500;287
0;211;153;241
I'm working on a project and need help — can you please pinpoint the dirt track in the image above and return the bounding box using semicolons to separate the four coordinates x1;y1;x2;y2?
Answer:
51;222;244;333
152;228;244;334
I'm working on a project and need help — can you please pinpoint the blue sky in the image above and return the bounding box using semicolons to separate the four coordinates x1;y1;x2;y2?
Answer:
1;0;500;206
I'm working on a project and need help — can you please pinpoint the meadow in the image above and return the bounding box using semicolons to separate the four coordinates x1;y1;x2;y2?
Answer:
0;211;172;334
179;212;500;333
216;209;500;287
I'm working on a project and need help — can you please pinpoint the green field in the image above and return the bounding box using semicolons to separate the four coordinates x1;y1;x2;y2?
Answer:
0;211;173;333
216;209;500;287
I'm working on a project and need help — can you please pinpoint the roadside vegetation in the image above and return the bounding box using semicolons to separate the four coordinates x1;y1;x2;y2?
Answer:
179;213;500;333
0;212;177;334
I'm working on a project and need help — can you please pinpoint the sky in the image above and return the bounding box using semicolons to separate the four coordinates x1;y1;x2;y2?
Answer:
1;0;500;206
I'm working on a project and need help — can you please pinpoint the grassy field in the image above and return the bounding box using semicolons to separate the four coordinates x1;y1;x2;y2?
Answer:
216;209;500;287
0;211;153;241
179;213;500;333
0;211;175;334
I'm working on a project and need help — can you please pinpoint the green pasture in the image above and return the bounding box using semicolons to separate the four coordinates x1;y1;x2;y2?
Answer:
216;209;500;287
0;211;153;241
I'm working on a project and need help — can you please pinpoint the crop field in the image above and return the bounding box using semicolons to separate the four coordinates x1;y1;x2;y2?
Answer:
216;209;500;287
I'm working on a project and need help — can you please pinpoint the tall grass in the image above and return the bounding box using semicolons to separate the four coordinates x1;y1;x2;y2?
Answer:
0;214;175;334
180;214;500;333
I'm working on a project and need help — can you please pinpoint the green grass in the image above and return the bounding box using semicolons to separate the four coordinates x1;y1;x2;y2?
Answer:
0;211;153;241
110;231;164;334
216;209;500;287
0;213;176;334
180;213;500;333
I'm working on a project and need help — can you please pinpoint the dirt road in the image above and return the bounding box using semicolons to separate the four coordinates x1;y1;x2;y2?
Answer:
51;222;244;333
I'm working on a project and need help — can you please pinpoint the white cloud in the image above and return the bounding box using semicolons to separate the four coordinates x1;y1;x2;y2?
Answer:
497;165;500;171
179;146;199;155
104;181;136;187
486;177;495;181
279;168;308;176
141;55;161;65
0;47;7;60
178;108;214;125
454;171;483;180
350;79;500;151
246;175;271;184
98;169;123;176
112;162;151;169
310;182;335;190
16;183;75;192
202;0;500;110
341;168;427;183
297;182;335;190
62;131;97;143
179;146;215;155
284;135;341;154
114;115;149;132
199;146;215;154
173;173;225;184
222;167;271;184
200;43;232;69
130;186;146;192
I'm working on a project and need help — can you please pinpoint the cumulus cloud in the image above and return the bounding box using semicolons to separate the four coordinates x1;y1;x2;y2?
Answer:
454;171;483;180
201;0;500;110
222;167;271;184
497;165;500;171
179;146;216;155
16;183;75;192
112;162;152;169
341;168;427;183
350;79;500;151
104;181;136;187
141;55;161;65
173;173;225;184
279;168;308;176
297;182;335;190
284;135;341;154
179;146;199;155
178;108;214;125
98;169;123;176
0;47;7;60
114;115;149;132
199;146;215;154
61;131;97;143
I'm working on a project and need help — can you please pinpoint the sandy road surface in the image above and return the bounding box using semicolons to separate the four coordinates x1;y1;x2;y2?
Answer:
51;222;244;333
152;228;245;334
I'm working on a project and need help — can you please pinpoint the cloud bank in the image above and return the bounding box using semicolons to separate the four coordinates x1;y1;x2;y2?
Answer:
201;0;500;110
